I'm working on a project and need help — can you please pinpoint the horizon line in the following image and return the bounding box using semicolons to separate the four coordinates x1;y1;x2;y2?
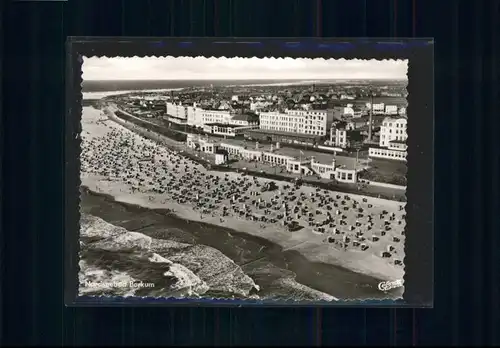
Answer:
84;78;408;82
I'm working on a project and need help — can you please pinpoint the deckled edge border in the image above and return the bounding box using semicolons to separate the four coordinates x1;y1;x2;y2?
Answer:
78;56;408;303
64;38;434;307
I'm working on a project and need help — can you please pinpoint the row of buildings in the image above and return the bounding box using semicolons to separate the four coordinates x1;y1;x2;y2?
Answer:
165;102;260;137
165;102;338;139
259;109;335;137
166;102;407;162
186;134;360;184
343;103;406;118
329;117;408;161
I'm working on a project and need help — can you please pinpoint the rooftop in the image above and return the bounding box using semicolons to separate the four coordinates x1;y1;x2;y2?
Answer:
216;137;354;166
202;108;231;112
205;122;238;128
332;120;348;129
333;154;362;170
383;115;408;122
231;113;258;121
259;145;358;170
244;128;322;140
369;144;406;151
354;115;386;123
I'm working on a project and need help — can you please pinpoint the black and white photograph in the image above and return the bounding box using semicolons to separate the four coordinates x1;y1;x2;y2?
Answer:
78;55;409;302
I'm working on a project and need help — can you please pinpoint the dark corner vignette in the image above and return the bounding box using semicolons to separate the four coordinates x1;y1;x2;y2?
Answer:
64;38;434;308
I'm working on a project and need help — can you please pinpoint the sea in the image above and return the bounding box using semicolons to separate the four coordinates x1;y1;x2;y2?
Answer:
82;79;320;92
82;79;408;92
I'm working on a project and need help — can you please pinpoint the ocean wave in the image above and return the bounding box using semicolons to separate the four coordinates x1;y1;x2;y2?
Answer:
79;214;257;298
272;278;338;302
241;258;338;302
78;260;138;297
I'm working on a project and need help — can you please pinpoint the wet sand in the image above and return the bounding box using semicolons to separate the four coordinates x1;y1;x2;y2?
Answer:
80;187;402;300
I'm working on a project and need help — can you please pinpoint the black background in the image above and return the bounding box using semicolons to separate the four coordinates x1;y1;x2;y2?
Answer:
64;38;434;309
2;0;499;346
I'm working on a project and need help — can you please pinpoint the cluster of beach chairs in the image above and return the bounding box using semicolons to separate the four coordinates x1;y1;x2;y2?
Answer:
81;117;406;267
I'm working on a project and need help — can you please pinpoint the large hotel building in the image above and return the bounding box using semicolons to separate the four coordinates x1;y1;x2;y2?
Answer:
259;109;335;137
165;102;259;137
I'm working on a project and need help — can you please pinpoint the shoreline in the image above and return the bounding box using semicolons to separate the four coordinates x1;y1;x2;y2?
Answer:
82;88;184;100
81;172;404;283
80;186;402;300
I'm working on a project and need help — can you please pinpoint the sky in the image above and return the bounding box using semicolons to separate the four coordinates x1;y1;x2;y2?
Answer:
82;56;408;81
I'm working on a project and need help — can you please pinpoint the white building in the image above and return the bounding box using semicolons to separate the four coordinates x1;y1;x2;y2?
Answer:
215;152;228;165
329;126;348;148
166;102;206;127
368;116;408;161
310;157;337;179
186;134;217;154
187;135;358;182
261;150;295;168
340;94;355;100
250;101;271;111
229;114;259;127
343;106;363;118
334;168;357;183
201;109;232;125
344;107;354;117
165;102;188;124
203;123;258;137
259;111;300;133
186;105;203;127
369;142;407;161
398;107;407;115
219;142;263;161
366;102;385;114
310;156;357;183
201;112;259;137
385;105;398;115
379;117;408;147
259;109;333;136
373;103;385;114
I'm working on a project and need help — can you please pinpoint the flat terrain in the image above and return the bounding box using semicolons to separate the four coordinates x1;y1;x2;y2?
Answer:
80;106;406;284
360;159;407;186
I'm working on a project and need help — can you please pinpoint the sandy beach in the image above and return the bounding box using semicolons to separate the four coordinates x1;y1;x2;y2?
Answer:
80;188;400;300
80;106;406;284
